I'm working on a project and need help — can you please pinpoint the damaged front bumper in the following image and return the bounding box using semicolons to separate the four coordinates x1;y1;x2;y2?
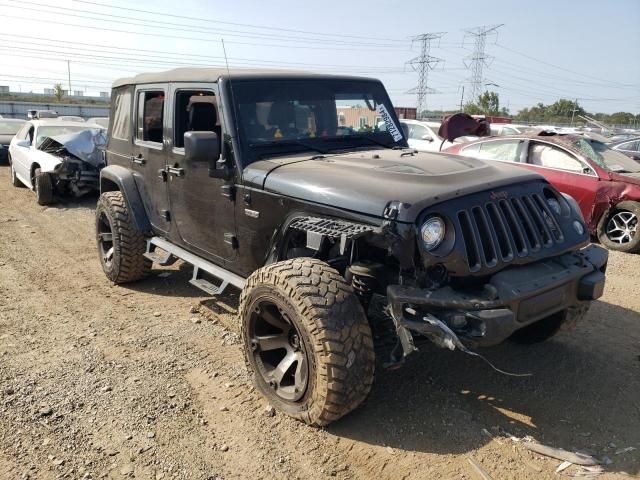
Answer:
387;244;608;357
52;158;100;196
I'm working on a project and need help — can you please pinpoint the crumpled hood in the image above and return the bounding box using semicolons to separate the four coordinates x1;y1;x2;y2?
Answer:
243;149;544;222
39;128;107;167
609;171;640;187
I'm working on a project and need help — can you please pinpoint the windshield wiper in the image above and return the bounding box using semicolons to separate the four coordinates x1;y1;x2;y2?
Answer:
249;139;328;155
322;134;402;150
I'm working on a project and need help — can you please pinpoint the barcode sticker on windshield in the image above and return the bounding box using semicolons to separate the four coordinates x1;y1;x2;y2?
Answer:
377;104;403;142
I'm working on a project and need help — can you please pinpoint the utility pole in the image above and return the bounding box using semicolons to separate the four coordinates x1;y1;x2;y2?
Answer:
463;24;503;103
459;85;465;112
67;60;72;95
570;98;578;126
406;32;445;119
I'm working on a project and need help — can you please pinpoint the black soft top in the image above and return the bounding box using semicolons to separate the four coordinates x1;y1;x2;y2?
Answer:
112;67;374;88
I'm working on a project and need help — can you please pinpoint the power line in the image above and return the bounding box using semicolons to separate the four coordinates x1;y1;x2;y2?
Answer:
495;43;637;88
406;33;445;117
462;24;503;102
1;2;411;50
1;12;413;53
74;0;410;43
0;36;412;73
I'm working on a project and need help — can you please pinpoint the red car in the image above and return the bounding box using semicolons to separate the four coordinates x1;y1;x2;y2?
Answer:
446;133;640;253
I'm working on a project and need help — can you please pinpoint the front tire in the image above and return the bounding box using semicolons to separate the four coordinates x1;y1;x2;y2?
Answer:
240;258;375;426
95;191;151;283
597;201;640;253
34;168;54;205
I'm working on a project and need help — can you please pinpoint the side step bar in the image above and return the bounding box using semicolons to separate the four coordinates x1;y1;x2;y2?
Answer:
144;236;246;295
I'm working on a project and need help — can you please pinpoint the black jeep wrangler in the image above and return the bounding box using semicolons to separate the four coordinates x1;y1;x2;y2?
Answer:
96;68;608;426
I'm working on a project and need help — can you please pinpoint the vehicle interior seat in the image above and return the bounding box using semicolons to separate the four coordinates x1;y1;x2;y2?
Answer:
187;96;221;145
267;102;298;137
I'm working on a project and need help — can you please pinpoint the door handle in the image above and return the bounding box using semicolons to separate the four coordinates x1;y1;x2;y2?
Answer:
133;154;146;165
166;166;185;177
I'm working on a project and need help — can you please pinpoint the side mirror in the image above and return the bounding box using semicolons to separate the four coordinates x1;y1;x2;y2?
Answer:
184;131;228;179
421;134;434;142
16;139;31;148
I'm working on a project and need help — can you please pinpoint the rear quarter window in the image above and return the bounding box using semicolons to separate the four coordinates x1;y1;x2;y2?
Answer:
111;90;132;141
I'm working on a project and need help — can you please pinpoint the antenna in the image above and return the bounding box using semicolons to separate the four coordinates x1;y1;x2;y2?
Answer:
221;38;240;142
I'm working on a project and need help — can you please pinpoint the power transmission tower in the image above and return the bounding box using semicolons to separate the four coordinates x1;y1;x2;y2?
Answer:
462;24;503;103
406;33;445;118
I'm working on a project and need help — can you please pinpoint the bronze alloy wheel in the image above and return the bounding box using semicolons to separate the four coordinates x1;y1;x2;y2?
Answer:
97;210;115;270
248;298;310;402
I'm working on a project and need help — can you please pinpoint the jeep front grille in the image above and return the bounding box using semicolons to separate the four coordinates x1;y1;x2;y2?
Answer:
458;194;564;272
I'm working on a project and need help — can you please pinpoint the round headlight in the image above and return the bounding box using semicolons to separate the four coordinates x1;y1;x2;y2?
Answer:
573;220;585;235
421;216;446;250
546;198;561;216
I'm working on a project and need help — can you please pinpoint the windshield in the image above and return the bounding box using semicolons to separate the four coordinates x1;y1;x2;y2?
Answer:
574;138;640;173
0;120;25;135
36;126;89;148
231;78;406;163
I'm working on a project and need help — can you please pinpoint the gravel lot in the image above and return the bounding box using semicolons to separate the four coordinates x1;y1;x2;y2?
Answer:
0;163;638;479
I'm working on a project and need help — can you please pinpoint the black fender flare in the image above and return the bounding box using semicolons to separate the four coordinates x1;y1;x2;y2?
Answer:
265;211;379;265
100;165;151;232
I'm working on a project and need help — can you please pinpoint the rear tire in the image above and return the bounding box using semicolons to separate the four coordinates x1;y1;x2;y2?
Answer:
8;155;24;188
240;258;375;426
597;201;640;253
34;168;54;205
95;191;150;283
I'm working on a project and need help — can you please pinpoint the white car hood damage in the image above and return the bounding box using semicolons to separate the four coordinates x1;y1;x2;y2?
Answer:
39;128;107;168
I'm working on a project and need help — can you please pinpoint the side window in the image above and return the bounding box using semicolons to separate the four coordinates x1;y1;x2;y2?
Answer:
111;90;132;140
529;144;584;172
26;126;35;145
409;124;429;140
460;143;481;156
174;90;218;148
15;123;31;140
476;140;522;162
136;90;165;144
618;140;639;152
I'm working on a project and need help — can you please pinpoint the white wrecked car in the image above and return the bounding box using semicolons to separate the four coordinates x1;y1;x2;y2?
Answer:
8;120;106;205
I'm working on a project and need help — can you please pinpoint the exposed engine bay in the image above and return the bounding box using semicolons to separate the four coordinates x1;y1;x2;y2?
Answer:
39;128;107;197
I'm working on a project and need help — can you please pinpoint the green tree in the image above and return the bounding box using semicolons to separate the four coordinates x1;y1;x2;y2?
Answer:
608;112;635;125
463;91;509;116
463;103;483;115
477;91;501;115
53;83;65;102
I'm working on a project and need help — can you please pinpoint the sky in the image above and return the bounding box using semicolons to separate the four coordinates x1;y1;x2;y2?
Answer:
0;0;639;115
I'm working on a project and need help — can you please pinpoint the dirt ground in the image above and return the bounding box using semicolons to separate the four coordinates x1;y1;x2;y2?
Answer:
0;163;638;480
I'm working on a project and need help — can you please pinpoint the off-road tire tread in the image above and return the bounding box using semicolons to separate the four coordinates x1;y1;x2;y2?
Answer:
34;168;53;205
239;258;375;426
96;191;150;283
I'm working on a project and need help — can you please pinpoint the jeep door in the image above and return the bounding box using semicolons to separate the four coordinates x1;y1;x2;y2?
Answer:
165;83;237;263
132;86;171;234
